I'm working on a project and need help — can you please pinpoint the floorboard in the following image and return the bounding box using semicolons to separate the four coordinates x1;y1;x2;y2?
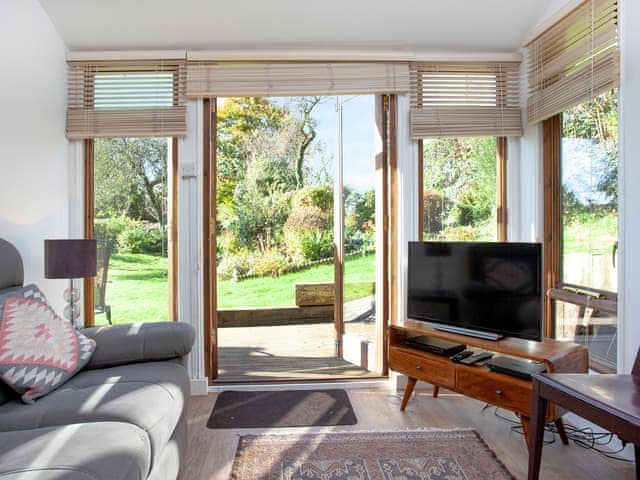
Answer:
182;386;636;479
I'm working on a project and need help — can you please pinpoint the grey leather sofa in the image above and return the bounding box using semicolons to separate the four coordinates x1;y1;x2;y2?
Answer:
0;239;195;480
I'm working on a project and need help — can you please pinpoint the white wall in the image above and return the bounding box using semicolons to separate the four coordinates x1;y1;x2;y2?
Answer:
617;0;640;372
0;0;69;312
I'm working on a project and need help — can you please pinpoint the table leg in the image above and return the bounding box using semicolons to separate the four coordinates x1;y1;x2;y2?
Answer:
634;444;640;480
528;380;548;480
554;418;569;445
433;385;440;398
521;416;531;451
400;377;417;411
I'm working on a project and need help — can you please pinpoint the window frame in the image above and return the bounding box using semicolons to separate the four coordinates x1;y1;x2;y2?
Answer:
417;137;508;242
83;137;179;326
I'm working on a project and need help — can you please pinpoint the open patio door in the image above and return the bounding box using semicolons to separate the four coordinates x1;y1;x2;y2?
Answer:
203;95;391;382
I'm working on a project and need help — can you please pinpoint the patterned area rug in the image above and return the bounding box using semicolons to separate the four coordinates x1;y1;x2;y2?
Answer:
230;429;515;480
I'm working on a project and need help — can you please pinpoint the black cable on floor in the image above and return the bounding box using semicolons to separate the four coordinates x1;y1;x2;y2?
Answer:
485;405;633;463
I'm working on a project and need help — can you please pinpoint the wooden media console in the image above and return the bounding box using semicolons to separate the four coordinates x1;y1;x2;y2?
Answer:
389;319;588;446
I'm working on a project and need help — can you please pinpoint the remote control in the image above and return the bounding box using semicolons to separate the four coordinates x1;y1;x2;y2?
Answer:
459;351;494;365
450;350;474;363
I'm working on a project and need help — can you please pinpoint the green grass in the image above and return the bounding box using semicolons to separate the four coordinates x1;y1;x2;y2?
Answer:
99;252;375;324
97;253;169;325
563;212;617;255
218;253;375;308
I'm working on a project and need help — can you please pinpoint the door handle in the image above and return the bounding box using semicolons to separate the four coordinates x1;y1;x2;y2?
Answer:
612;241;618;268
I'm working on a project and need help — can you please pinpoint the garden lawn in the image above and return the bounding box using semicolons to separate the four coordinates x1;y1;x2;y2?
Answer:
563;212;617;255
98;253;169;325
217;252;376;309
100;252;375;324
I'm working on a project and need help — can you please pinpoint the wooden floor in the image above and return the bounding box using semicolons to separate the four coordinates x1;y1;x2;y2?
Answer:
183;386;636;479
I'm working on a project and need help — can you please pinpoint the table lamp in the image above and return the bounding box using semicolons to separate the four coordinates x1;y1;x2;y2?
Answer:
44;239;97;327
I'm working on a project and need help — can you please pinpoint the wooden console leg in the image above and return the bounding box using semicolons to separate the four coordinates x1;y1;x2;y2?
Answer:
555;418;569;445
432;385;440;398
400;377;417;411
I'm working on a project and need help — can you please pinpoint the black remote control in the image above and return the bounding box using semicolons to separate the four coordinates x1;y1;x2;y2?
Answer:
459;351;494;365
450;350;474;363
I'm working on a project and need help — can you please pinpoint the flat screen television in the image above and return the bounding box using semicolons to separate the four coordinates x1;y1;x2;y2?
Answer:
407;241;543;341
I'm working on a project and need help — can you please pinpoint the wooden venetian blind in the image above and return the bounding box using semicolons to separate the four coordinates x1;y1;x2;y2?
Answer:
409;62;522;139
526;0;619;125
66;61;187;139
185;62;409;98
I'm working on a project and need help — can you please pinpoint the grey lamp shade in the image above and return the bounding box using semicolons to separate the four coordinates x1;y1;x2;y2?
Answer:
44;239;97;279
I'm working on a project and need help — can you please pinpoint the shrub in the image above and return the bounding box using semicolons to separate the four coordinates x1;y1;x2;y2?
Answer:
455;189;492;226
117;224;167;254
291;185;333;211
300;230;333;261
284;205;327;231
217;250;253;280
441;225;477;241
94;217;138;246
283;205;330;260
346;226;375;254
252;249;290;277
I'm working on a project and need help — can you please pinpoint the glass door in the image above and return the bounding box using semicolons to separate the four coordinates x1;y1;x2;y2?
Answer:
209;95;384;381
554;90;619;372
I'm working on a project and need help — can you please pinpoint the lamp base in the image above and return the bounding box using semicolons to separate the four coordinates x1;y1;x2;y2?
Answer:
62;281;81;328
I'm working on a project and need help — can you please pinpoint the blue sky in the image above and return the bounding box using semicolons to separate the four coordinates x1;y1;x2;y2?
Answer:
311;95;377;193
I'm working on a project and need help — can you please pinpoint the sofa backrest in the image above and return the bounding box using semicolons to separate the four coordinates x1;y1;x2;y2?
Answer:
0;239;23;291
0;239;24;405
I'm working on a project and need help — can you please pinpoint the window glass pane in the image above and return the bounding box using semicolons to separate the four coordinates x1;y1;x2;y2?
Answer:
556;89;618;372
93;137;171;325
422;137;497;241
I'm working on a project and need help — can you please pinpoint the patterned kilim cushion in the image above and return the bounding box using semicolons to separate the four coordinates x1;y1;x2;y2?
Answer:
0;285;95;403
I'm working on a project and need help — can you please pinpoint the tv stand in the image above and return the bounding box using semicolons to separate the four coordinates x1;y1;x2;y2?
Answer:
432;323;503;341
389;319;588;447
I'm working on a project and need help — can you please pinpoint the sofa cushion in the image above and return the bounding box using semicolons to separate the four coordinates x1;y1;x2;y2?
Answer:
0;422;150;480
0;285;95;403
0;361;188;469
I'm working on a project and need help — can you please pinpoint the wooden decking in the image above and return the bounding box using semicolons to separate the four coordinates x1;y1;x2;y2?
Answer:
215;297;377;382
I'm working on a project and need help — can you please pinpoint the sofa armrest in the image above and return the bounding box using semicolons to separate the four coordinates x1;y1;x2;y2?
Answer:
80;322;196;370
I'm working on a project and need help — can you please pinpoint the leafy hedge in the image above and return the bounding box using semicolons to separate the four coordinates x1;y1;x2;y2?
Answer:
95;217;167;255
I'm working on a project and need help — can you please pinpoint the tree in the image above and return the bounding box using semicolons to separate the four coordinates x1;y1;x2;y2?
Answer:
94;137;168;225
422;137;496;231
562;89;618;208
216;98;288;210
292;97;322;188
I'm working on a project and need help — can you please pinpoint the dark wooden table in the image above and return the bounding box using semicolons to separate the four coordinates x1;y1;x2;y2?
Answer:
528;372;640;479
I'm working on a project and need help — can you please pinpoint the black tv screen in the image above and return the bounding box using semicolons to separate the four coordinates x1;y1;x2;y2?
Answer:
407;241;543;341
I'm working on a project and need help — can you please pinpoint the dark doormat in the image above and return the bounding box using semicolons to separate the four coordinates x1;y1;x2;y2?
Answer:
207;389;358;429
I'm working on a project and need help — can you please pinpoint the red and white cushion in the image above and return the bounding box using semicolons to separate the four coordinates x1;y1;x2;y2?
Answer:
0;285;95;403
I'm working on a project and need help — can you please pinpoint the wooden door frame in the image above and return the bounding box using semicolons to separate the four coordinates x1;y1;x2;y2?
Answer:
542;114;562;338
204;95;393;381
83;137;180;327
384;94;397;376
203;98;217;380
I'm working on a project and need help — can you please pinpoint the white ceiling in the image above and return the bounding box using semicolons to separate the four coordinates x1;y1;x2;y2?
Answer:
39;0;569;54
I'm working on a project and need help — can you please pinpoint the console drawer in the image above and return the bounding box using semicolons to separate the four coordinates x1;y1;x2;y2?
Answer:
389;348;455;389
456;369;531;414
